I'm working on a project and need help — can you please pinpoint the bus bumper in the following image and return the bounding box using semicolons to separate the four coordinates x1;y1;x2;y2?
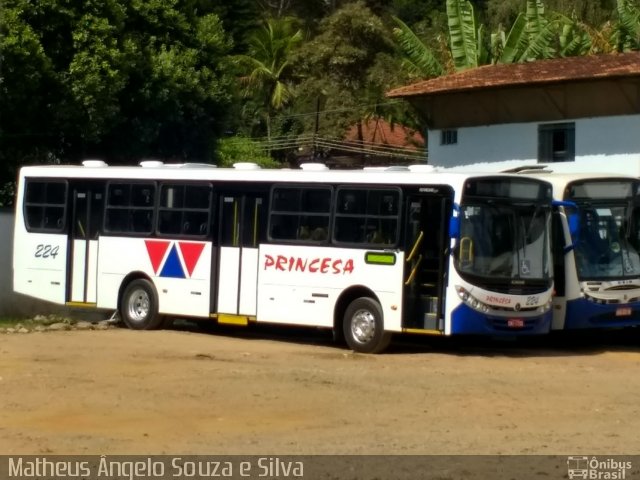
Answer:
450;304;552;335
565;298;640;329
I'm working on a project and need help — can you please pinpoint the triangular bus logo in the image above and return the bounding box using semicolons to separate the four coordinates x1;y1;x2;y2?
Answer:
178;242;205;277
145;240;171;274
159;244;186;278
145;240;205;279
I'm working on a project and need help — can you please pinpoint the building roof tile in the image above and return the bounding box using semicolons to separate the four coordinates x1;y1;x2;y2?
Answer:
344;118;424;149
387;51;640;98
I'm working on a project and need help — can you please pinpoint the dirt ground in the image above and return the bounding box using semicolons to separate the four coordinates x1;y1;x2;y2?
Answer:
1;322;640;457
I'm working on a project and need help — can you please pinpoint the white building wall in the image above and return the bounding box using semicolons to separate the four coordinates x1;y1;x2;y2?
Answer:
429;114;640;175
577;115;640;170
429;123;537;167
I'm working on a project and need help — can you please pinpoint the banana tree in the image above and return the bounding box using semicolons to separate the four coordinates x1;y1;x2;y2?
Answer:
394;0;595;80
557;19;593;57
444;0;561;68
446;0;485;70
392;0;486;75
612;0;640;52
392;17;445;78
496;0;556;63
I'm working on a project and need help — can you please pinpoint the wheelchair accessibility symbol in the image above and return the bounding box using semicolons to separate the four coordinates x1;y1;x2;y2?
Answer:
520;259;531;276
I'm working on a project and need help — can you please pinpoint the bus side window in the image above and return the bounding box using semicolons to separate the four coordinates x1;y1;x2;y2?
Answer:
269;214;297;240
268;186;331;243
157;183;212;238
311;227;327;241
334;217;362;242
24;180;67;233
131;210;153;233
334;189;366;243
333;187;399;246
105;182;155;235
45;207;65;230
367;230;384;243
298;225;310;240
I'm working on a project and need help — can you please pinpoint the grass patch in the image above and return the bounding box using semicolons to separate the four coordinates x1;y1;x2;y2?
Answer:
0;314;74;329
0;317;32;328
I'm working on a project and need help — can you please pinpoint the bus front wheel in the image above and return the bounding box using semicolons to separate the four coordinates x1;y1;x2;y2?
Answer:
120;279;163;330
343;297;391;354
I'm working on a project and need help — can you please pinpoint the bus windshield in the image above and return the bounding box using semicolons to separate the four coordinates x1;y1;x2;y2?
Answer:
573;205;640;280
455;203;551;282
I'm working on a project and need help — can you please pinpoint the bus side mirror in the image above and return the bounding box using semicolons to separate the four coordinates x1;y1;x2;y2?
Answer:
552;200;579;253
449;203;461;239
568;211;580;240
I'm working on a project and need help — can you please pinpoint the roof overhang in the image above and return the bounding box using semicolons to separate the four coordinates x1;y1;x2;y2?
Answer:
406;76;640;129
387;53;640;129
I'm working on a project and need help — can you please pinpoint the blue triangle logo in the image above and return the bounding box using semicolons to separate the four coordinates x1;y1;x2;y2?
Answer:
159;244;185;278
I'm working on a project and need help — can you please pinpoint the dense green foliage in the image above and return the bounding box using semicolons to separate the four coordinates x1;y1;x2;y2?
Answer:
1;0;235;202
215;136;280;168
1;0;640;205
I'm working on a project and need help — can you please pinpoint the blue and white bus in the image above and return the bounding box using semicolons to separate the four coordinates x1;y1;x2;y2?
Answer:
13;161;555;352
537;173;640;330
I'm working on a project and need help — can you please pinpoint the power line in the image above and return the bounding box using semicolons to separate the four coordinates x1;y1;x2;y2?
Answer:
279;100;405;120
223;134;427;159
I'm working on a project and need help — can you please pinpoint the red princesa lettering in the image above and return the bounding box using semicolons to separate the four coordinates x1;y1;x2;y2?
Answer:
264;254;354;274
485;295;511;305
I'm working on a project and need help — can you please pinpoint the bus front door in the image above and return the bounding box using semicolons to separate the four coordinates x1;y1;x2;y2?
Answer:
68;183;105;304
403;191;452;332
216;193;267;320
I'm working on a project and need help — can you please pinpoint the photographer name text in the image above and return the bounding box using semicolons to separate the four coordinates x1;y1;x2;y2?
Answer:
8;456;304;479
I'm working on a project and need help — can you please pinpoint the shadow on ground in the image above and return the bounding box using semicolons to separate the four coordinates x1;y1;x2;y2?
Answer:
163;318;640;358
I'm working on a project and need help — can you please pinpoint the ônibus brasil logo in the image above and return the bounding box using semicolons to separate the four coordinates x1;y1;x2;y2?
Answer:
145;240;205;279
567;456;632;480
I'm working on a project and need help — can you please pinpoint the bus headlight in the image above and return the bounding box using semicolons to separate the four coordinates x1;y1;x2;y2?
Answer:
456;286;490;313
537;297;553;313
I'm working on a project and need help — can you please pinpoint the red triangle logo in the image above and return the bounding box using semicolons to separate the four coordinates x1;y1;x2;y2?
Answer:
145;240;171;274
178;242;205;277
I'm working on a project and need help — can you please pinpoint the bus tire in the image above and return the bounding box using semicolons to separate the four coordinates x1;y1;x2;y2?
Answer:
120;279;163;330
343;297;391;354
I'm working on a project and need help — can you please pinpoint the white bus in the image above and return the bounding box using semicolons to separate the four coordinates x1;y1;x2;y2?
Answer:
533;172;640;330
13;161;555;352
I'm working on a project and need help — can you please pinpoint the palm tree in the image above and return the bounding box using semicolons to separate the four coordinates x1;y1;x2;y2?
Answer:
235;17;303;145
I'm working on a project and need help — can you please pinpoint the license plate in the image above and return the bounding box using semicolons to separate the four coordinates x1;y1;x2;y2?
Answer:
616;307;632;317
507;318;525;328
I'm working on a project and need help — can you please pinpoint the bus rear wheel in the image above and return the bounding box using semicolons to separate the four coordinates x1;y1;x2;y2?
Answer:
343;297;391;354
120;279;163;330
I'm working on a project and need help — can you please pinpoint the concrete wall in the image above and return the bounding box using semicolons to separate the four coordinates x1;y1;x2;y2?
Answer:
428;113;640;174
0;208;68;317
